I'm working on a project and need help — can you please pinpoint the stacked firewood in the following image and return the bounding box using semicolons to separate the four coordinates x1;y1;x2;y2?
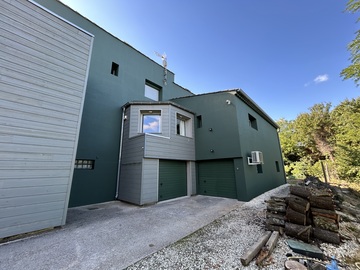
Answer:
266;180;340;244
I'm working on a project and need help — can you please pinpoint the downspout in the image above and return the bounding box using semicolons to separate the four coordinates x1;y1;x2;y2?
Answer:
115;106;126;199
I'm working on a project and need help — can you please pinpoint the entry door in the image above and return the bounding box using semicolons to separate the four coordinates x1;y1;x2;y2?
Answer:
159;160;187;201
198;159;237;199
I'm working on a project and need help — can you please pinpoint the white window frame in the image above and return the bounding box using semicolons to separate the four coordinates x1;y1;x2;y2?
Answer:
176;113;192;137
140;110;162;133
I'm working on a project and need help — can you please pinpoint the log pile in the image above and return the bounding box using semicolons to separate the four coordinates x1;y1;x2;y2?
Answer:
266;178;340;244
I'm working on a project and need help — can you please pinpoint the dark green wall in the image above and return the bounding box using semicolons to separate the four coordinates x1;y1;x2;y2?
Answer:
173;92;242;160
234;100;286;200
35;0;193;206
174;91;286;201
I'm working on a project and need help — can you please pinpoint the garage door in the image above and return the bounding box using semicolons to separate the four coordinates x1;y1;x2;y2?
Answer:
198;159;237;199
159;160;187;202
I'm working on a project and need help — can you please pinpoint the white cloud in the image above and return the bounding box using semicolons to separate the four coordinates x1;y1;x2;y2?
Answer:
143;120;159;132
314;74;329;83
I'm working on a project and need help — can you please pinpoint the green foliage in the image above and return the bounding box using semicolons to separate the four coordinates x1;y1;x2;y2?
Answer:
277;98;360;184
332;98;360;182
341;0;360;85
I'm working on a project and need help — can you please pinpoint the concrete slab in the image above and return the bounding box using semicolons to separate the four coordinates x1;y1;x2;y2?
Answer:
0;195;243;270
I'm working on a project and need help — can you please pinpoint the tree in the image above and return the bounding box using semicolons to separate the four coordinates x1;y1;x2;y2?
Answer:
341;0;360;85
277;103;336;179
331;98;360;182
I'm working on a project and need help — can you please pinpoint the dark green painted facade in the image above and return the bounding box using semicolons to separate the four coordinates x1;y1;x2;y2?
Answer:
35;0;193;207
198;159;237;199
159;160;187;201
32;1;285;207
173;90;286;201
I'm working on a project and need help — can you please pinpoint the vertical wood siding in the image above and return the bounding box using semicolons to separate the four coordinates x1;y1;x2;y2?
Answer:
0;0;93;238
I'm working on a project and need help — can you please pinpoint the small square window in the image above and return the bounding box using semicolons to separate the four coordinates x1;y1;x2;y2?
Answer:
141;110;161;133
111;62;119;76
248;114;258;130
145;81;161;101
75;159;95;170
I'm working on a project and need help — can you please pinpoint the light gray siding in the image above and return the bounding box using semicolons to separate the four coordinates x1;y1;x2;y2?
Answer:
119;103;195;205
144;106;195;160
141;158;159;205
188;161;196;195
0;0;93;238
118;163;142;205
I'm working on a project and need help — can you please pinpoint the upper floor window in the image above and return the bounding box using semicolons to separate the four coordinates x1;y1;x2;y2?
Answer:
248;114;258;130
145;80;161;101
141;110;161;133
111;62;119;76
176;113;192;137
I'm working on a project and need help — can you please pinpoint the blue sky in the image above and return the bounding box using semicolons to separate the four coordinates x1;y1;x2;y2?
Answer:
60;0;358;121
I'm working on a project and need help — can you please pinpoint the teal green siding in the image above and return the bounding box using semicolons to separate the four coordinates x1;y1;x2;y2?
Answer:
34;0;193;207
159;160;187;201
173;90;286;202
234;99;286;200
198;159;237;199
173;92;242;160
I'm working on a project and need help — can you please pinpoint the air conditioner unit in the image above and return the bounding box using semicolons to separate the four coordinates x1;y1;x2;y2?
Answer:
247;151;264;165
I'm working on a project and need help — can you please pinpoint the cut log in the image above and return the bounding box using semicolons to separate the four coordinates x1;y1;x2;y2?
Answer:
286;207;307;225
311;207;339;222
266;217;285;226
266;200;287;213
265;224;284;235
285;223;311;243
288;201;309;214
266;212;286;220
240;231;272;266
256;231;280;265
290;185;311;199
313;227;340;245
313;216;339;232
269;196;287;202
309;195;334;210
266;212;286;226
284;260;307;270
286;195;310;209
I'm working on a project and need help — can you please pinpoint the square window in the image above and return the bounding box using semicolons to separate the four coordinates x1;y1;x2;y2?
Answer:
142;110;161;133
248;114;258;130
111;62;119;76
145;81;161;101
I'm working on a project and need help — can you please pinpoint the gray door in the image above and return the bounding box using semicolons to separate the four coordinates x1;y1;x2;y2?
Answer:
198;159;237;199
159;160;187;201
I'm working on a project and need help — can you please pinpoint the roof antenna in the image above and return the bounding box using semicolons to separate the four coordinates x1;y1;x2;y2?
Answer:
155;51;167;85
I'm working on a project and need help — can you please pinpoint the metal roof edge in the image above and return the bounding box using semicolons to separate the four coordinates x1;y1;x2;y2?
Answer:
235;89;279;129
122;101;195;115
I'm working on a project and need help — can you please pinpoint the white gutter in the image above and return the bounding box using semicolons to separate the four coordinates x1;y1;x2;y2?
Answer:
115;107;126;199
